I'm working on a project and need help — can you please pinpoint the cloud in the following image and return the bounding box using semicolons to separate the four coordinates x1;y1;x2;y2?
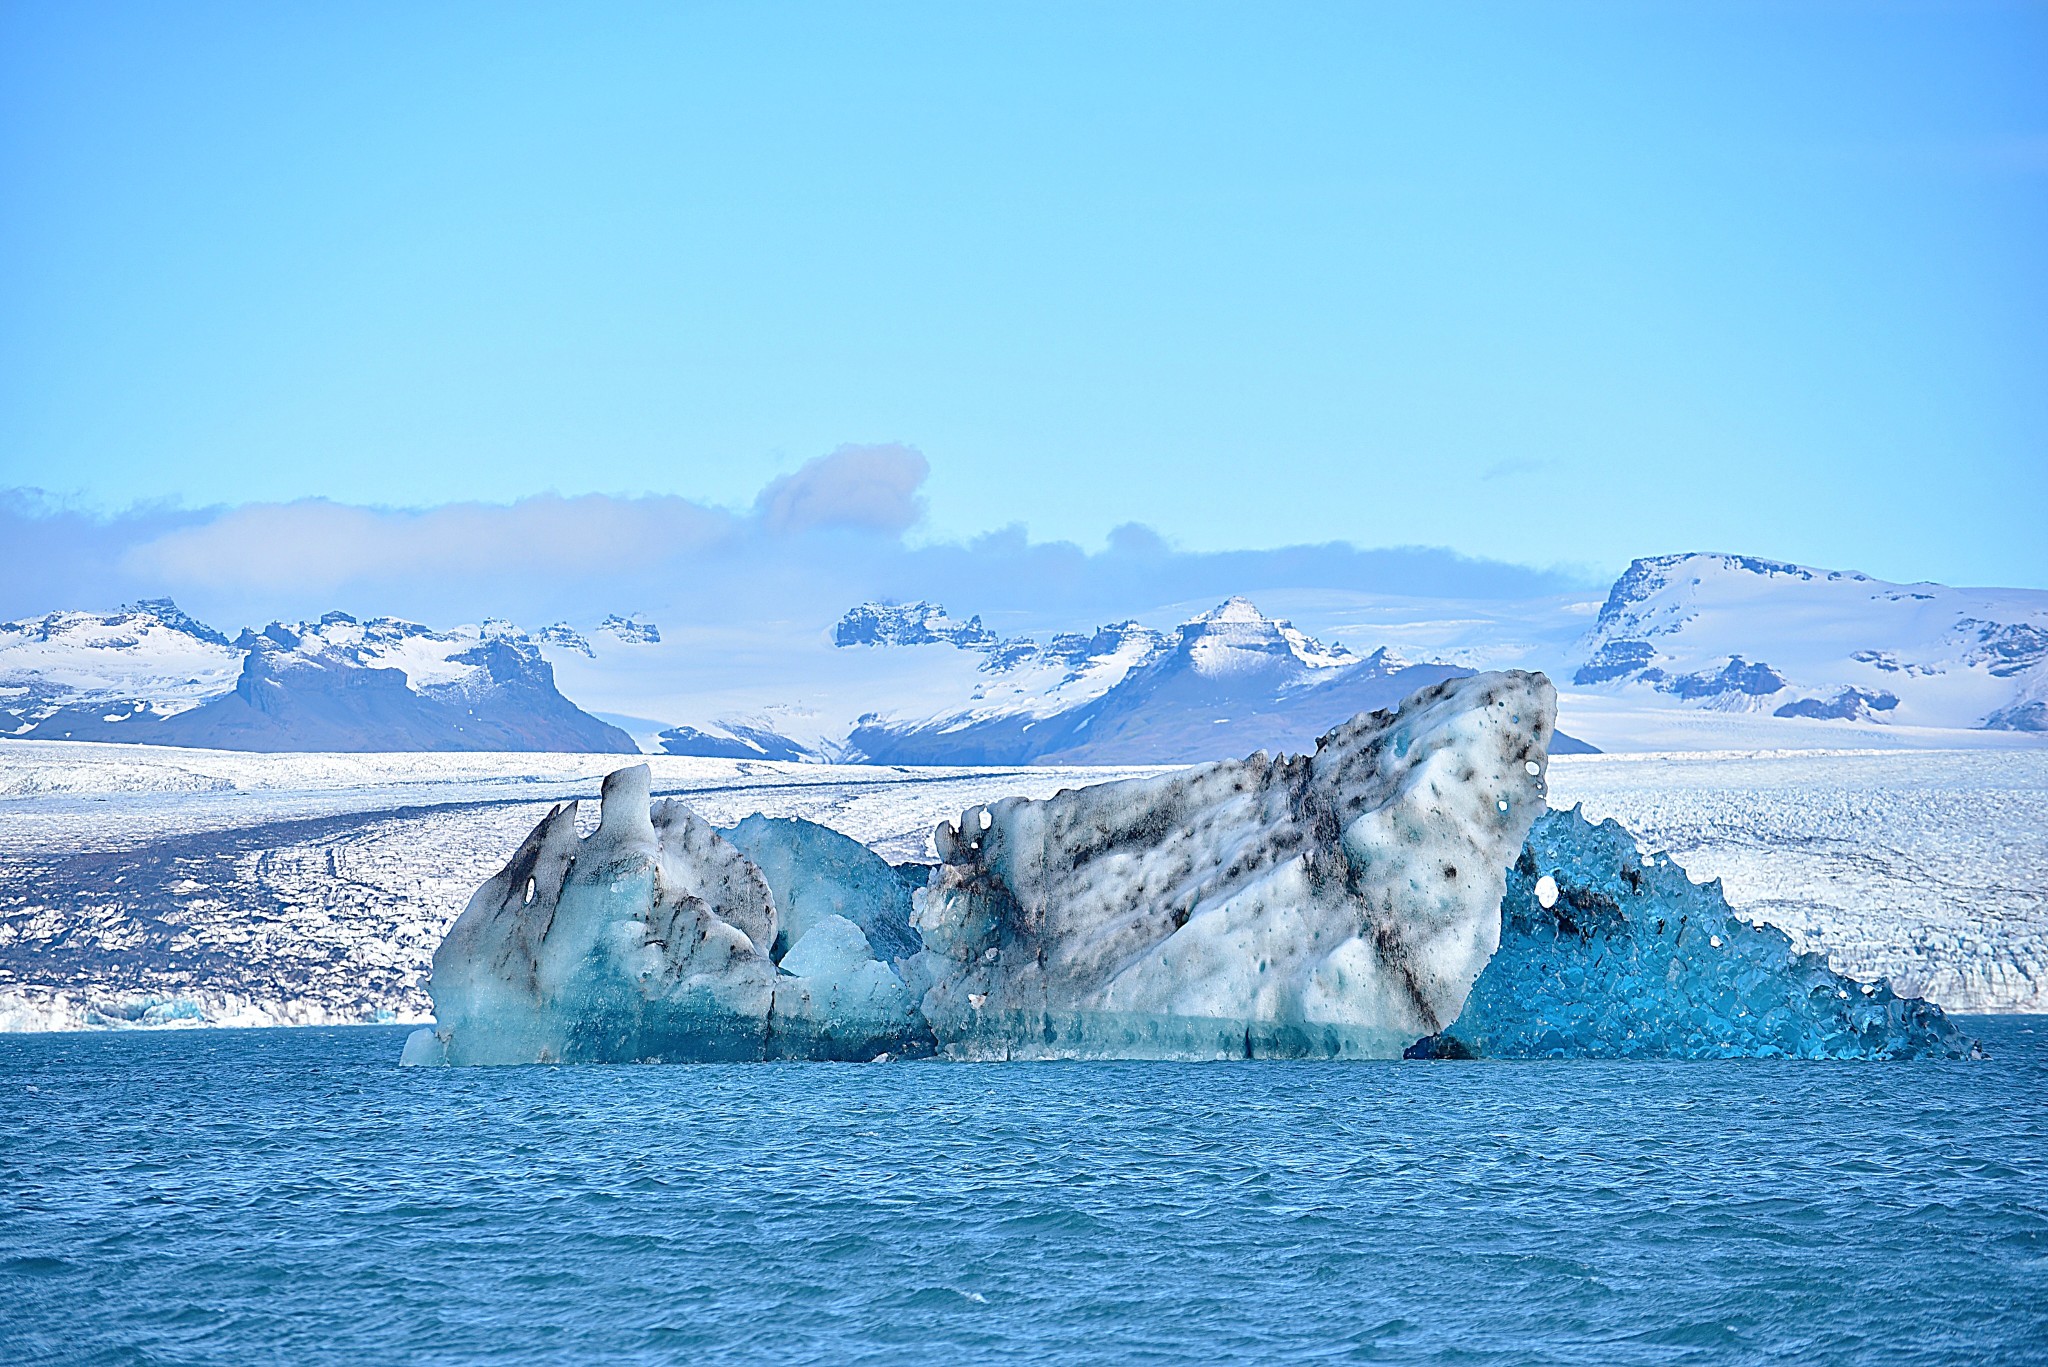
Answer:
0;452;1594;636
1107;522;1171;557
125;494;734;592
0;490;211;616
754;443;929;536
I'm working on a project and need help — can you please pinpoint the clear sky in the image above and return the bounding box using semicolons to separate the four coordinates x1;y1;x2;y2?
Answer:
2;1;2044;589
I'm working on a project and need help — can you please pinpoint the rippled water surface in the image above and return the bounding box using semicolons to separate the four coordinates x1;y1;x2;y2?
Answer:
4;1022;2044;1365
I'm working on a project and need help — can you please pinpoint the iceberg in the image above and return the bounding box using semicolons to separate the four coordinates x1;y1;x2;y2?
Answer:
908;671;1557;1057
400;765;925;1065
402;669;1976;1067
719;813;922;964
405;670;1560;1064
1407;808;1978;1060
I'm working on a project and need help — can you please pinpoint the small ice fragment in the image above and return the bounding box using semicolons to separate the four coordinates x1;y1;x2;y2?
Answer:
1534;875;1558;909
1525;761;1541;776
1497;799;1509;811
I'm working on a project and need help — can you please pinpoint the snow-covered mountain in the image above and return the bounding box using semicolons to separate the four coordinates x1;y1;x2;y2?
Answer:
0;602;635;752
833;601;999;649
10;553;2045;759
641;595;1555;765
1569;554;2048;733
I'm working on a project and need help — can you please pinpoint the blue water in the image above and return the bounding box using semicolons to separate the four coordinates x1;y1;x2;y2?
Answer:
4;1023;2044;1366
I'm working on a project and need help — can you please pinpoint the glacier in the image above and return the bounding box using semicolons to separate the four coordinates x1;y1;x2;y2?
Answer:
402;670;1976;1067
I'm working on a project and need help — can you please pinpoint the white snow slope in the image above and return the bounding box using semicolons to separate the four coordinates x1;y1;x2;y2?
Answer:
0;601;242;724
1571;553;2048;734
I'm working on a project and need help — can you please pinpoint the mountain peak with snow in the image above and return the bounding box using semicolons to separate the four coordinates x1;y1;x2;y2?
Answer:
596;614;660;645
828;594;1357;687
834;601;998;649
1593;553;1881;637
1573;552;2048;731
1173;597;1356;676
0;605;633;752
122;598;231;647
825;595;1453;765
1193;595;1267;624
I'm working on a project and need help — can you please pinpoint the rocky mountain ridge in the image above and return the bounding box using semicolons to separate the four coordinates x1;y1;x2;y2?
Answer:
0;602;634;752
1571;553;2048;731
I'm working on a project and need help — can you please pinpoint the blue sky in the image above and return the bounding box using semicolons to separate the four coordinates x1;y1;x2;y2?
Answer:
2;1;2044;600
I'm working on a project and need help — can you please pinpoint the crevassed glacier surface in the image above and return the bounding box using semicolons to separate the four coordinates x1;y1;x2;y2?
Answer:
1410;807;1977;1060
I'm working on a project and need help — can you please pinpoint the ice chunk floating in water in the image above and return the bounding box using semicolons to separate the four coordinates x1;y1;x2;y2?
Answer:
718;813;921;964
1408;808;1978;1060
401;765;925;1065
406;671;1560;1063
909;671;1559;1058
404;670;1974;1065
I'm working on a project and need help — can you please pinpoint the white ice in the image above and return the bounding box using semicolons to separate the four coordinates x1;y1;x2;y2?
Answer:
906;671;1557;1059
402;766;924;1065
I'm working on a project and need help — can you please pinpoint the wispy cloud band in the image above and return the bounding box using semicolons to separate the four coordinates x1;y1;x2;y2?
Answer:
3;445;1590;632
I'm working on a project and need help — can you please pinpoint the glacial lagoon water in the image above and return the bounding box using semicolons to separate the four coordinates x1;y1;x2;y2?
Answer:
4;1023;2044;1366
